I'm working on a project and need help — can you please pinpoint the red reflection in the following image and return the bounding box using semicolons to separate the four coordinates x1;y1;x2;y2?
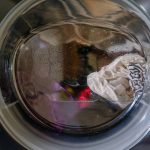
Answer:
78;87;91;108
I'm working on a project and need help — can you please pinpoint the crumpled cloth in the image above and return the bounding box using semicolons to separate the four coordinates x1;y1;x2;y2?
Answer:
87;53;146;108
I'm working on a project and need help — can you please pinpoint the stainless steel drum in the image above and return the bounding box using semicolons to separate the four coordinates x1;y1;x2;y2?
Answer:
0;0;150;149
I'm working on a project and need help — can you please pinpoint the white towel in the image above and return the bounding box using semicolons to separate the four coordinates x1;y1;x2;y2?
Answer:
87;53;146;108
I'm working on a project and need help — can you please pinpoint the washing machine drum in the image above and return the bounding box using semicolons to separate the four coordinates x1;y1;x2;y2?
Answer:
0;0;150;149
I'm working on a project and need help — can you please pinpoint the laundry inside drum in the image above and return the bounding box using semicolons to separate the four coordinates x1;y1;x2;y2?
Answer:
13;23;147;134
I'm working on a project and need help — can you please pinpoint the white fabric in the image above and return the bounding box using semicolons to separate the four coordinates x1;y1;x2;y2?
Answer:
87;53;146;108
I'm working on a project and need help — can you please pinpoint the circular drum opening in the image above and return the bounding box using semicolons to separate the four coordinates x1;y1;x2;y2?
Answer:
1;0;150;149
13;22;147;134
